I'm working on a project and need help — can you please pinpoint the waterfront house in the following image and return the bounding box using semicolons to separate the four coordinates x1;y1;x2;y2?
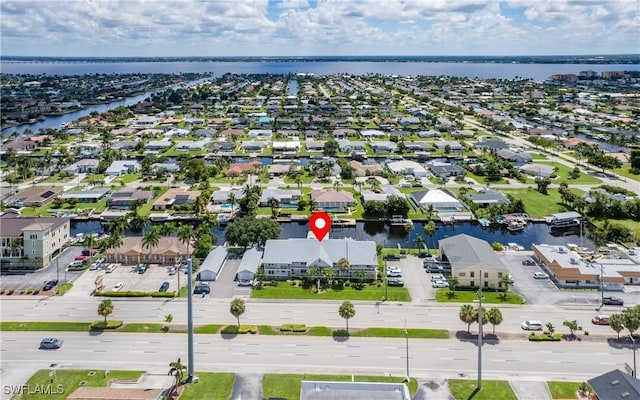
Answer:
152;188;201;211
272;141;300;152
211;189;245;205
311;189;356;210
107;189;153;209
361;185;403;203
305;139;326;152
4;186;62;208
337;139;366;153
370;141;398;154
439;234;509;290
226;161;261;177
467;189;511;207
59;188;111;203
262;238;377;280
259;188;301;206
412;189;465;212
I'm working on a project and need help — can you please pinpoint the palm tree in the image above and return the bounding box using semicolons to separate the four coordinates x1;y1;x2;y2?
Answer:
333;180;343;191
158;222;177;237
609;314;625;342
105;232;123;264
177;223;195;262
141;226;161;264
307;194;317;213
230;298;246;327
459;304;477;334
195;194;207;214
266;197;280;218
306;265;321;290
323;267;337;286
501;275;512;300
108;216;128;235
167;357;187;396
339;301;356;333
83;234;96;258
97;299;114;323
336;257;350;274
295;174;302;191
486;307;503;335
353;180;364;195
423;220;436;252
198;212;219;236
413;235;425;254
227;193;237;213
130;214;151;233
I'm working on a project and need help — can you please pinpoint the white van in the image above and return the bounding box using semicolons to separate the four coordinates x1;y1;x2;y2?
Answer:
69;260;84;267
521;320;544;331
105;264;117;273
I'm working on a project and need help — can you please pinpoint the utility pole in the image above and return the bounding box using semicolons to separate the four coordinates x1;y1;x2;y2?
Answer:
631;335;637;378
404;319;409;383
186;258;196;383
477;269;483;391
384;259;388;301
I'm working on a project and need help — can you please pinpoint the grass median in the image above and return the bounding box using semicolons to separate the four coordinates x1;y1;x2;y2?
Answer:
251;281;411;301
448;379;517;400
435;290;524;304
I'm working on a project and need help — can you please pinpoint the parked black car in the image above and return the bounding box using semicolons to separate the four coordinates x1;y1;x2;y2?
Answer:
158;281;170;292
387;278;404;287
193;284;210;295
138;264;149;274
522;259;536;266
42;280;59;291
602;296;624;306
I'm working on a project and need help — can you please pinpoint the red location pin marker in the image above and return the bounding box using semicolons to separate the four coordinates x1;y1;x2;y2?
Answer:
310;212;331;242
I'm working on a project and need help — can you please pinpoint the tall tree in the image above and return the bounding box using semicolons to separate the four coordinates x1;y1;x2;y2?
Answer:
141;226;161;264
105;232;123;264
486;307;503;335
167;357;187;396
459;304;477;334
339;301;356;333
97;299;114;323
230;298;246;327
609;314;625;342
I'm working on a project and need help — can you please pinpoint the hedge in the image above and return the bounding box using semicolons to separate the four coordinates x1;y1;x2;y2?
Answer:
68;265;90;271
528;332;564;341
280;324;307;333
221;325;258;334
90;320;123;330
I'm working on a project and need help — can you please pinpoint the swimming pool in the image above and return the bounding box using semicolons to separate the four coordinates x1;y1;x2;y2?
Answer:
218;204;235;211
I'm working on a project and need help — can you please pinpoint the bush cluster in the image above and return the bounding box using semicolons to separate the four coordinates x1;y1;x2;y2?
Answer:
90;320;123;330
221;325;258;334
528;332;563;341
280;324;307;333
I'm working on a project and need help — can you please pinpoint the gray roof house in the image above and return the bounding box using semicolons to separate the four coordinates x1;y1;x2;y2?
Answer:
496;149;533;164
237;247;263;281
59;188;111;203
262;238;377;280
473;139;509;150
211;189;245;205
467;189;511;207
105;160;140;177
198;246;228;281
259;188;301;206
428;163;466;179
370;141;398;153
63;159;99;174
588;370;640;400
518;163;555;178
439;234;508;289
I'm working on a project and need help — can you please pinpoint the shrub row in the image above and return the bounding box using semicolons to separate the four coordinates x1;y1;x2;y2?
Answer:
68;265;90;271
90;320;123;330
280;324;307;333
221;325;258;334
528;332;564;341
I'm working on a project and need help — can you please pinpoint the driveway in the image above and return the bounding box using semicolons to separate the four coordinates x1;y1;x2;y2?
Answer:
0;247;85;292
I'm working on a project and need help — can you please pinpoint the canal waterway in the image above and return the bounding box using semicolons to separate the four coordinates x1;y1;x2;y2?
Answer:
71;219;596;250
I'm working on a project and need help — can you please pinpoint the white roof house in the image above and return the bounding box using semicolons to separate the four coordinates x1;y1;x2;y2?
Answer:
237;247;263;281
198;246;228;281
105;160;140;177
262;238;377;280
259;188;301;206
386;160;428;177
413;189;464;211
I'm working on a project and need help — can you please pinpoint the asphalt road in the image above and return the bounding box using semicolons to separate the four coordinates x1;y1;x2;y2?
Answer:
1;296;629;337
0;332;631;392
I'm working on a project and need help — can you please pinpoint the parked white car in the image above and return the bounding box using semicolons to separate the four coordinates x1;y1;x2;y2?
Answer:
533;272;549;279
521;320;544;331
112;282;124;291
431;274;445;282
432;280;449;288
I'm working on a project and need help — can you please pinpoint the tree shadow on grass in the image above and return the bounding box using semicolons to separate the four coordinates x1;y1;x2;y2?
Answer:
466;387;481;400
332;329;349;342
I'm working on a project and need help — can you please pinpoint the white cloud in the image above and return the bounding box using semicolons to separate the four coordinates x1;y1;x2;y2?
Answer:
0;0;638;56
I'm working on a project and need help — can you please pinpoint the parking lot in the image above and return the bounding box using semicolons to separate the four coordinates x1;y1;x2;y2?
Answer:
0;247;85;292
384;255;438;303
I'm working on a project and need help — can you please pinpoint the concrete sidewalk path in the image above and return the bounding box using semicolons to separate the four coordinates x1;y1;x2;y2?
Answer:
510;380;552;400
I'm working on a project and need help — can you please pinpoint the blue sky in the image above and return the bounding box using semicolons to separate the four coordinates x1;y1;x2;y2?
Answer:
1;0;639;57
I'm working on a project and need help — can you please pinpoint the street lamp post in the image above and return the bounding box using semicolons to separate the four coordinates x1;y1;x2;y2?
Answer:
384;260;388;301
477;269;483;391
186;258;196;383
631;335;637;378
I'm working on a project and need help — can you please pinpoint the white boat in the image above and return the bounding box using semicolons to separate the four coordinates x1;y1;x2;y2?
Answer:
507;221;525;232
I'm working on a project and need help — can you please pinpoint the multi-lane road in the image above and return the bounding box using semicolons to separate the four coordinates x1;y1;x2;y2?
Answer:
0;296;628;335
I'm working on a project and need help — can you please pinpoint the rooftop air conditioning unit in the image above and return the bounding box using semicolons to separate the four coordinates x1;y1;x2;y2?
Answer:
570;258;579;264
558;247;567;253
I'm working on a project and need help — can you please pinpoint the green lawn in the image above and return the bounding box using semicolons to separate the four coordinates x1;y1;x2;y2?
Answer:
13;369;143;400
179;372;235;400
263;374;418;399
0;321;91;331
251;281;410;301
614;166;640;182
500;188;584;219
351;327;449;339
448;379;517;400
534;161;602;184
435;290;524;304
547;381;589;399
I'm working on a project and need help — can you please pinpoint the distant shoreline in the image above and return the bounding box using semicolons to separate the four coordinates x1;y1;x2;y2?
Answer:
2;54;639;64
